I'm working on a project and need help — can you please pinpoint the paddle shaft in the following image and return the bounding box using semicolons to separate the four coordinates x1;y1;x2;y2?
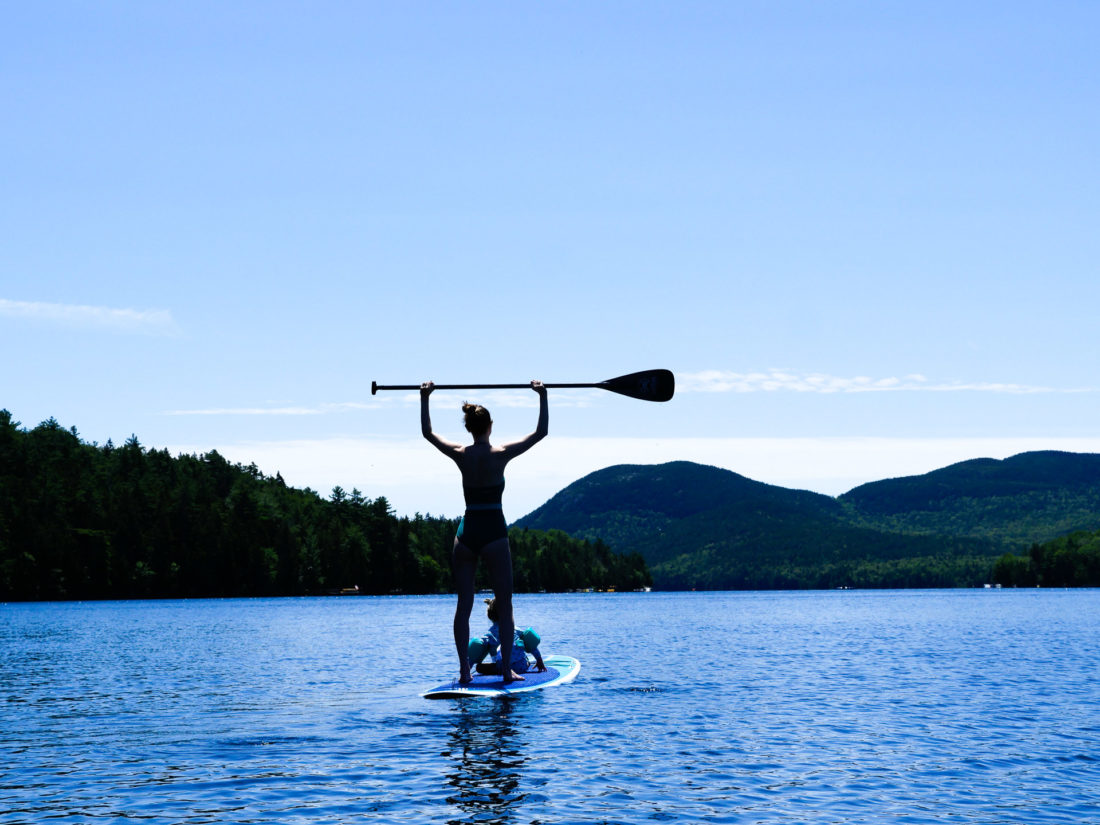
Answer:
372;381;598;392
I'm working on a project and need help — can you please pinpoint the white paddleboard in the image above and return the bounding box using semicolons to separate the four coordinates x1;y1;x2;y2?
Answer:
422;654;581;699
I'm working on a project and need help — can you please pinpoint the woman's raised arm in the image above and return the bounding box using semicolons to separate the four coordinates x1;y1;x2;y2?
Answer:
421;382;462;457
499;380;548;459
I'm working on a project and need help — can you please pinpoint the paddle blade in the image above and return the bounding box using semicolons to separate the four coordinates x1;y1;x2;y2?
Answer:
602;369;675;402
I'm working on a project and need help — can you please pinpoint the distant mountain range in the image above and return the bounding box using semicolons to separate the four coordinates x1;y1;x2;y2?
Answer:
513;452;1100;589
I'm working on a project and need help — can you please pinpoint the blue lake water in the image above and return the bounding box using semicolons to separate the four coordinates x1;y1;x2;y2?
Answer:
2;590;1099;824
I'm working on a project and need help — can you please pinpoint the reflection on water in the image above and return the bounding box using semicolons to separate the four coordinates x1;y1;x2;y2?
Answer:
443;699;526;825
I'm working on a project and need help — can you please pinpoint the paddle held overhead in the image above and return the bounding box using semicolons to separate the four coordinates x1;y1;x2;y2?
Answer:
371;369;675;403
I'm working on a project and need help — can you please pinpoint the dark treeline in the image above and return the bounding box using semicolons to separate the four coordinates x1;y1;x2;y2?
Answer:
0;411;651;601
992;531;1100;587
655;553;1000;591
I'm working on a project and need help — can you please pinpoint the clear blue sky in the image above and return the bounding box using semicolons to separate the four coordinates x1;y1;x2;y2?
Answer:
3;3;1099;518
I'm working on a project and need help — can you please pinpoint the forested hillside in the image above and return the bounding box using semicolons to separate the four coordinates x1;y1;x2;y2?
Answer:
515;462;1001;589
517;457;1100;590
0;410;650;601
9;408;1097;598
840;451;1100;546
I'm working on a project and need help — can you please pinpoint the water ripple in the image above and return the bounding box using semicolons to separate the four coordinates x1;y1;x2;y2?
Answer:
2;591;1099;824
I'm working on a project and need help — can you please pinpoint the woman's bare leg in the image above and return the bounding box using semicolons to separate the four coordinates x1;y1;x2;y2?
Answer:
452;538;477;683
481;537;523;683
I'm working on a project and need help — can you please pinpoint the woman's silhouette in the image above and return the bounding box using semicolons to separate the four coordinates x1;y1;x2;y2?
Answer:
421;380;548;683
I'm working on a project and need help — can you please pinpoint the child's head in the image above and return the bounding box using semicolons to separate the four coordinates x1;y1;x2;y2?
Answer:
484;597;499;623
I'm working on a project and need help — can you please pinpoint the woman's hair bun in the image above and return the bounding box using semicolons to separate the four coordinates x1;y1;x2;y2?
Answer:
462;402;492;436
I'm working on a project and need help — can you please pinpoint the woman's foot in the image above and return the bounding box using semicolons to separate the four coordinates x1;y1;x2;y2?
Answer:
502;670;525;684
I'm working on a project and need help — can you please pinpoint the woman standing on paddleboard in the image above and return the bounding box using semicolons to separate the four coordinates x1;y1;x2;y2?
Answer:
421;379;548;684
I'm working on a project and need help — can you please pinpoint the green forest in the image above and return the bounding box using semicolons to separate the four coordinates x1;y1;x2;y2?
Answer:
0;410;651;601
992;531;1100;588
7;411;1100;599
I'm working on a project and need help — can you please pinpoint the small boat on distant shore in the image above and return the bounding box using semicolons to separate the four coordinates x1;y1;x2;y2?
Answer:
324;585;361;596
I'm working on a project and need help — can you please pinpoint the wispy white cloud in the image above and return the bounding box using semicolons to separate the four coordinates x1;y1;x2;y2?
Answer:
164;407;324;417
432;390;595;410
164;391;593;417
164;401;380;416
377;389;595;409
0;298;179;335
680;370;1092;395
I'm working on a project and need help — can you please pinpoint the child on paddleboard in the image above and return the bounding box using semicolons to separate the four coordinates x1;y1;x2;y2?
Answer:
471;597;546;680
